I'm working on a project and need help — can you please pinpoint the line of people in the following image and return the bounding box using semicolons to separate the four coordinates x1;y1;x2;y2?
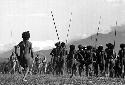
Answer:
50;41;125;78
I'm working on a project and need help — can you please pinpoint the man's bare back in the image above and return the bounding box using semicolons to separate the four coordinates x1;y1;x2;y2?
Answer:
18;40;33;68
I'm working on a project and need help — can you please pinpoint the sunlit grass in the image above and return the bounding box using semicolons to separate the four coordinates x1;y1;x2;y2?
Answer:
0;73;124;85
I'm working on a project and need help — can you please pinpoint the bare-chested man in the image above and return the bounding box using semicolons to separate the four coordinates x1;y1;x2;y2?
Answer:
15;31;34;81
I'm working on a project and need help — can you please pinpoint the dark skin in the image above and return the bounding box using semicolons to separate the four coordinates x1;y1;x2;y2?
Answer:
15;35;34;81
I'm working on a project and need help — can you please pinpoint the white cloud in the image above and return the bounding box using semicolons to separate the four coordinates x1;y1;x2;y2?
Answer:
81;34;89;39
70;33;90;42
106;0;123;2
31;40;58;51
74;33;89;39
99;25;112;34
0;42;16;53
105;0;125;4
0;40;58;54
1;13;47;17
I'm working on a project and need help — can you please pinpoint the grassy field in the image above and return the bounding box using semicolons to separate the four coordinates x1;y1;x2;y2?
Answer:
0;73;125;85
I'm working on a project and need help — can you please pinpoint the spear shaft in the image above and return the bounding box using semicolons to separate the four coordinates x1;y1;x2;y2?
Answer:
51;11;60;41
66;12;72;44
95;16;101;48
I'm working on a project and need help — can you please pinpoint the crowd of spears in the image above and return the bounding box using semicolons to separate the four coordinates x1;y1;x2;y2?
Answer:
0;31;125;81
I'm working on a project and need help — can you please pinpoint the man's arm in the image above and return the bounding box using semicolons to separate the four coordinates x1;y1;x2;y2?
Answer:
50;49;55;56
14;43;20;57
30;43;34;58
31;49;34;58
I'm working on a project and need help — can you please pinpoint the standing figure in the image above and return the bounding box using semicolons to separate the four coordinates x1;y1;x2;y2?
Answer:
15;31;34;81
9;52;19;74
66;45;74;74
34;54;40;74
59;42;67;75
4;52;16;74
40;55;47;74
84;45;93;77
76;44;85;77
96;45;105;76
118;43;125;78
50;42;61;75
105;43;115;77
69;45;78;78
114;55;121;78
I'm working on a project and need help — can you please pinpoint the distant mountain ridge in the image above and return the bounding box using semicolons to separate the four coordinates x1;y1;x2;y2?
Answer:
69;26;125;53
0;25;125;61
36;26;125;62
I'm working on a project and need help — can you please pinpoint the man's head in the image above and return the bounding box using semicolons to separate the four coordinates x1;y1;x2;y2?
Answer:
106;43;114;49
70;44;75;51
12;52;15;56
22;31;30;40
87;45;92;50
98;45;103;51
78;44;83;50
55;41;61;47
61;42;65;48
120;43;125;49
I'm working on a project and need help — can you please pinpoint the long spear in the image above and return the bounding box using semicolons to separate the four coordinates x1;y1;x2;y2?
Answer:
114;21;117;48
113;20;117;61
66;12;72;44
51;11;60;41
95;16;101;48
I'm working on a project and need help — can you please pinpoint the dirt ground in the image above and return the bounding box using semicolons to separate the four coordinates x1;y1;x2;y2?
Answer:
0;73;125;85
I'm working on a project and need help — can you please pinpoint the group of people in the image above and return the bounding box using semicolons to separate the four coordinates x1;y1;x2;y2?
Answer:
50;41;125;78
1;31;125;81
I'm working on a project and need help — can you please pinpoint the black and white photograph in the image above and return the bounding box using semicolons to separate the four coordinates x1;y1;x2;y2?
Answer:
0;0;125;84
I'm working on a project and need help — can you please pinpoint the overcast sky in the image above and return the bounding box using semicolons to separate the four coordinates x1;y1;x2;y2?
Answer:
0;0;125;45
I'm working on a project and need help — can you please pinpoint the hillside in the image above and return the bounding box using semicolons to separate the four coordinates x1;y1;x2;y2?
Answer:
37;27;125;61
69;26;125;53
0;25;125;61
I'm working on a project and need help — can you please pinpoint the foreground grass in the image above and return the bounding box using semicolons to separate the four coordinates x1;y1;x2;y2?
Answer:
0;73;125;85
